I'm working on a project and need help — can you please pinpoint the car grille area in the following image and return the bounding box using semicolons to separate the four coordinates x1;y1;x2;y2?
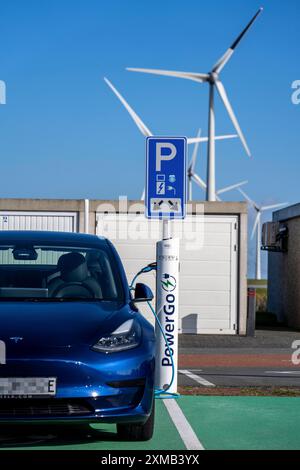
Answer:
0;399;93;418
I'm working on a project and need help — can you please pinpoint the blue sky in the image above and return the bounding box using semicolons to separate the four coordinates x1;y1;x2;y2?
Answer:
0;0;299;276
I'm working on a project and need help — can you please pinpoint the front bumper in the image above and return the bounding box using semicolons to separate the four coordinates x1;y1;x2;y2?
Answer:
0;346;155;424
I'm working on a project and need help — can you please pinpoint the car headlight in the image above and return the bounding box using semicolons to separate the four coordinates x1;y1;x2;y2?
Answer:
92;319;141;353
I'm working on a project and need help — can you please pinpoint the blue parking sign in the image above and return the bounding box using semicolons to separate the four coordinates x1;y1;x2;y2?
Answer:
146;137;187;219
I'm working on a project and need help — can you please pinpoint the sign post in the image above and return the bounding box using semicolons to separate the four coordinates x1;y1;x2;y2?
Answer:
145;137;186;394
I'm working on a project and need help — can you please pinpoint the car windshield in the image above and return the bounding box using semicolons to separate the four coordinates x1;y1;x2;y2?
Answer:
0;243;124;301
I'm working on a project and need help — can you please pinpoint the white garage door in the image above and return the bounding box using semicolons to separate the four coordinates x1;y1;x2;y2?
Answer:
0;212;78;232
96;213;238;335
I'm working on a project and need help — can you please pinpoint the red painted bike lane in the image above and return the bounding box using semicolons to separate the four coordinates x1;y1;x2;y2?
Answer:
179;354;295;368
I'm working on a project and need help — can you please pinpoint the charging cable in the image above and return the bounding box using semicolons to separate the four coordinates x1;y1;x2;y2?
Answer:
130;263;180;400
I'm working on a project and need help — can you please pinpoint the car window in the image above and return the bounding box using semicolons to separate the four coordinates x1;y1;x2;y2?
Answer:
0;244;123;301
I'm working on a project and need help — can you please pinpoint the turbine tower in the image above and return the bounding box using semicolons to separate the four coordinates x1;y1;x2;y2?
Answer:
104;77;236;199
126;8;263;201
238;188;288;280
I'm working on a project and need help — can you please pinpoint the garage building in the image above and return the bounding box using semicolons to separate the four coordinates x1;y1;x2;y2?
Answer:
268;203;300;328
0;198;248;335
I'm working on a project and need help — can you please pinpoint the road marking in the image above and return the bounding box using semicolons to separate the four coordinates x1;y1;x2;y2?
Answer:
248;284;267;289
265;371;300;375
164;399;204;450
179;369;215;387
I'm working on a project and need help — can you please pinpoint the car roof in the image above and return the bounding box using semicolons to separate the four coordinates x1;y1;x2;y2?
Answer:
0;231;106;247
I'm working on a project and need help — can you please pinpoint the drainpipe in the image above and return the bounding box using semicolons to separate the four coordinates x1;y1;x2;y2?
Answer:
84;199;89;234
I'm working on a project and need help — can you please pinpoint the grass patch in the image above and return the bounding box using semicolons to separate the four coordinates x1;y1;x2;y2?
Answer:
178;386;300;397
248;279;268;287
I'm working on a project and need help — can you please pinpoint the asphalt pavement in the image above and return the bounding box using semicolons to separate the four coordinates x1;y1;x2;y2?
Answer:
178;328;300;388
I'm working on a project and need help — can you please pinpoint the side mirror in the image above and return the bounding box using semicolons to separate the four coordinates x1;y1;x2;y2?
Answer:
134;283;154;303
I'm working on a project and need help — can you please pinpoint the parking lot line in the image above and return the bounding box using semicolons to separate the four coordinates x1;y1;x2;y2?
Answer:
164;399;204;450
179;369;215;387
265;371;300;375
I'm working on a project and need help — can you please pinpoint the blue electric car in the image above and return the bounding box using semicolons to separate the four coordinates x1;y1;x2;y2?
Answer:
0;231;155;441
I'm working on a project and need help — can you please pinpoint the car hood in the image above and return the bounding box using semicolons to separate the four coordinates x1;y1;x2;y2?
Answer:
0;300;132;353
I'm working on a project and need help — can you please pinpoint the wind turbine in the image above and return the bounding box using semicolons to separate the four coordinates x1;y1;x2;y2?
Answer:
238;188;288;280
126;8;263;202
188;133;248;201
104;77;237;199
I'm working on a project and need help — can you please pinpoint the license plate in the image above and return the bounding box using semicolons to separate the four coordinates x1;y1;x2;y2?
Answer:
0;377;56;397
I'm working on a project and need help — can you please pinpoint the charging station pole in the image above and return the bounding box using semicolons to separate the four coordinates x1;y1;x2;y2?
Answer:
155;220;180;393
145;137;187;396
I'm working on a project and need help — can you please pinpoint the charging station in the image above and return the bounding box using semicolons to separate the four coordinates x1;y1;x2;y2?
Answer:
155;233;180;393
145;136;187;395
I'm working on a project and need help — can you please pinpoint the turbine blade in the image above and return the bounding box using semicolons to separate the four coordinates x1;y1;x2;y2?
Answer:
238;188;256;207
126;67;209;83
192;173;223;200
212;49;234;75
230;8;263;50
212;8;263;74
214;134;238;141
261;202;289;212
191;173;206;190
251;212;261;240
187;134;237;144
188;129;201;173
104;77;152;137
217;180;248;195
187;137;206;144
215;80;251;157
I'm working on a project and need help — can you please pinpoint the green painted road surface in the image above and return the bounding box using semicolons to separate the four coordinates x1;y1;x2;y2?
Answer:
180;396;300;450
1;396;300;450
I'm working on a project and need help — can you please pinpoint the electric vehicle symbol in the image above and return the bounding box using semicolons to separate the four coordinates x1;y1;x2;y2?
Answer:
167;186;176;195
161;274;176;292
156;174;165;195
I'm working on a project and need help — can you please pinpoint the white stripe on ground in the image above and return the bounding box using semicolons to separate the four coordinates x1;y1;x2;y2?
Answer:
265;371;300;375
179;369;215;387
164;399;204;451
248;284;267;289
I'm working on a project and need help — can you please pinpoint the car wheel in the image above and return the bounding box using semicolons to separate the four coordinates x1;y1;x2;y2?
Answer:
117;400;155;441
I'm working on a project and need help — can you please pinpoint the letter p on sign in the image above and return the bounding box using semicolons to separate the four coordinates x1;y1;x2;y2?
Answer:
156;142;177;172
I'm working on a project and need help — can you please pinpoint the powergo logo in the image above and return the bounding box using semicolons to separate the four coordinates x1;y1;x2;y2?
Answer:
161;274;176;367
161;274;176;292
